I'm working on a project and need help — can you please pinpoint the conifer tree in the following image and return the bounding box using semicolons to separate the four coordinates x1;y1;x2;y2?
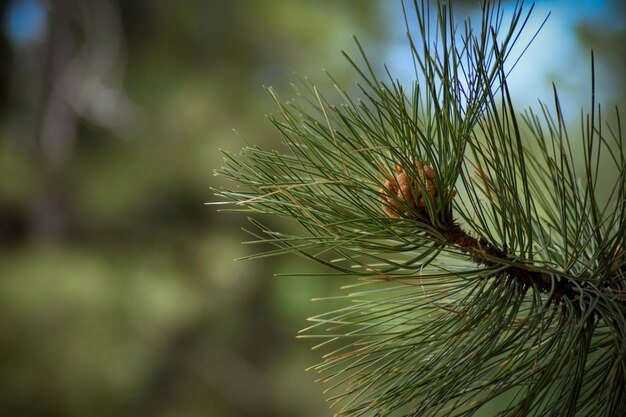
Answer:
214;1;626;415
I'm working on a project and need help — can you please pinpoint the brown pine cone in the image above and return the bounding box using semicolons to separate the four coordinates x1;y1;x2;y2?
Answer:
379;161;438;219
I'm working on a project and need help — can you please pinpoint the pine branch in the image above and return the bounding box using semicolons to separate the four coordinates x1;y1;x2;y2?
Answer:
442;220;626;311
214;0;626;415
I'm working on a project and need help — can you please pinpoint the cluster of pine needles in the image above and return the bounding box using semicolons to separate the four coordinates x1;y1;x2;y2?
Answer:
214;1;626;415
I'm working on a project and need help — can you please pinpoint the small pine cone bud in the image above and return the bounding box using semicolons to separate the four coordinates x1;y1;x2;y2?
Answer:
379;161;439;219
415;162;436;206
379;178;402;218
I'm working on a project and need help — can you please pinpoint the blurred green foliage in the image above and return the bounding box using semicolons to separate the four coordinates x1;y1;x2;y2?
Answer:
0;1;385;416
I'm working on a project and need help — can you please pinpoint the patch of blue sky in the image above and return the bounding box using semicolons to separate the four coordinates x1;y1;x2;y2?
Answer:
5;0;46;45
384;0;623;118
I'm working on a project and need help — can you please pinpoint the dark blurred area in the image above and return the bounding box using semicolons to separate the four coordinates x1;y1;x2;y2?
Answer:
0;0;623;416
0;1;385;416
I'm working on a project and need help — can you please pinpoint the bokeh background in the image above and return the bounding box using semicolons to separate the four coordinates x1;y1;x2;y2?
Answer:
0;1;623;416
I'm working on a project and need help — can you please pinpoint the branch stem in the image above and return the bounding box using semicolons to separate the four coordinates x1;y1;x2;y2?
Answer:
442;222;624;310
